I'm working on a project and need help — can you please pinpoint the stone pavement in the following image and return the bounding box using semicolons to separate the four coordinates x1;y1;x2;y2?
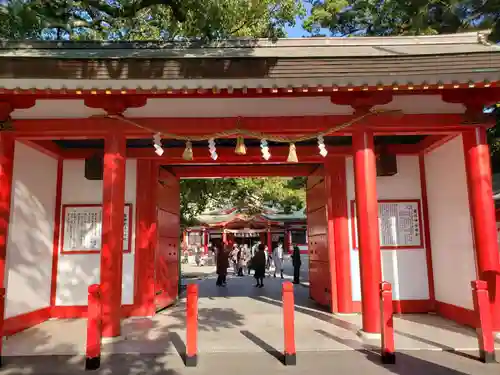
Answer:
2;256;495;374
2;350;500;375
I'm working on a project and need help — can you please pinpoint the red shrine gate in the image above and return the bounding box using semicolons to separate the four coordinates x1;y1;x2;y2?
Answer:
0;33;499;343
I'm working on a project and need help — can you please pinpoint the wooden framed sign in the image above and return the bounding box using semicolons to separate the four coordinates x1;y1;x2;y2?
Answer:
351;199;423;250
60;203;133;254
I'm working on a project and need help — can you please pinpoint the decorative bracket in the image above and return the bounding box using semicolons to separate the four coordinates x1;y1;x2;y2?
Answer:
0;97;36;131
442;88;500;124
330;92;393;114
84;96;148;115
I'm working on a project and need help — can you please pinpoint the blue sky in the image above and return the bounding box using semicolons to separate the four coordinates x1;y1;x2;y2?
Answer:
285;1;313;37
285;1;312;37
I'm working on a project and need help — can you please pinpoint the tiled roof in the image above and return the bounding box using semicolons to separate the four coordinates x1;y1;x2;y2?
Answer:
0;32;497;58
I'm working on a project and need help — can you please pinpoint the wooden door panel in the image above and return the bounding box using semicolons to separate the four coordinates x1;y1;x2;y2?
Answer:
155;171;180;311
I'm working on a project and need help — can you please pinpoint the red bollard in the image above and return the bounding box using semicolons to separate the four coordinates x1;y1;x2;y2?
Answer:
0;287;5;367
380;282;395;364
471;280;496;363
282;282;296;366
85;284;102;371
186;284;198;367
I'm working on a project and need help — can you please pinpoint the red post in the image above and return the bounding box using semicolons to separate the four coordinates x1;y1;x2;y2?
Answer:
100;132;126;338
463;129;500;327
282;282;296;365
326;157;352;313
0;287;5;366
267;228;272;253
186;284;198;367
284;228;289;253
0;133;14;364
353;130;382;334
85;284;102;370
203;230;209;254
222;228;227;245
471;280;496;363
380;282;395;364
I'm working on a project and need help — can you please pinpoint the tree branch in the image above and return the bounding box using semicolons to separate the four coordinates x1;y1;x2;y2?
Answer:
81;0;187;22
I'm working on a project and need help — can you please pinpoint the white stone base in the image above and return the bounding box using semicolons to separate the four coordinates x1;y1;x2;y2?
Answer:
357;329;381;341
101;336;124;344
334;312;359;317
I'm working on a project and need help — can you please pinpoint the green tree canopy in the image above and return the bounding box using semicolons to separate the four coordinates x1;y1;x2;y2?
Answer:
303;0;500;43
0;0;305;40
180;177;306;227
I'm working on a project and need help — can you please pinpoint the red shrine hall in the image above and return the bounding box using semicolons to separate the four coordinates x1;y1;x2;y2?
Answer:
183;207;308;254
0;31;499;340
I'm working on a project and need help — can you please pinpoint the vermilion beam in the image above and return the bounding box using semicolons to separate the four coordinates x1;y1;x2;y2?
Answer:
59;144;418;161
418;134;458;154
170;164;316;177
18;140;62;159
10;114;483;139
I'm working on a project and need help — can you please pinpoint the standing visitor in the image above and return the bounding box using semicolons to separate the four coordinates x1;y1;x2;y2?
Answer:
216;246;230;287
251;244;267;288
264;246;270;276
231;244;239;275
291;244;302;284
272;242;284;279
237;247;245;276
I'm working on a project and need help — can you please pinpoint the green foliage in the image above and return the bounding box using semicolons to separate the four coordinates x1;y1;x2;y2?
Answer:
304;0;500;43
0;0;305;41
180;177;306;227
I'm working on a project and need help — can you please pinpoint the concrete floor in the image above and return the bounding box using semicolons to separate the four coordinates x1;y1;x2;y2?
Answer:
2;256;498;374
2;262;487;357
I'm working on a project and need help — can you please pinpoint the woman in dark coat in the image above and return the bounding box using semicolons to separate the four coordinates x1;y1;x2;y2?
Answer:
216;246;230;286
291;244;302;284
251;243;267;288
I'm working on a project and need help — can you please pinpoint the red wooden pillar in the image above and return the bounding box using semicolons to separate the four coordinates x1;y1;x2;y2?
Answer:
463;129;500;327
222;228;227;245
353;131;382;334
259;232;266;244
284;227;289;253
203;229;209;254
326;157;352;313
0;134;14;344
182;230;188;249
267;227;272;252
134;160;157;316
100;132;126;338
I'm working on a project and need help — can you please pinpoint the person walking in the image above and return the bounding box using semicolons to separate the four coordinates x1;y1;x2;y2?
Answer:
237;247;245;276
291;244;302;284
272;242;284;279
216;246;230;287
231;244;239;275
251;244;267;288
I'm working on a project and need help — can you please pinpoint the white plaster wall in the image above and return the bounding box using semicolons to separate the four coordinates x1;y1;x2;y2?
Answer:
346;155;430;301
4;142;58;318
55;159;137;306
11;95;463;120
424;135;476;309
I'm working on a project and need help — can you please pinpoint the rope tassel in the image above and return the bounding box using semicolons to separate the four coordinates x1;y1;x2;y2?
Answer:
287;143;298;163
235;136;247;155
183;141;193;161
